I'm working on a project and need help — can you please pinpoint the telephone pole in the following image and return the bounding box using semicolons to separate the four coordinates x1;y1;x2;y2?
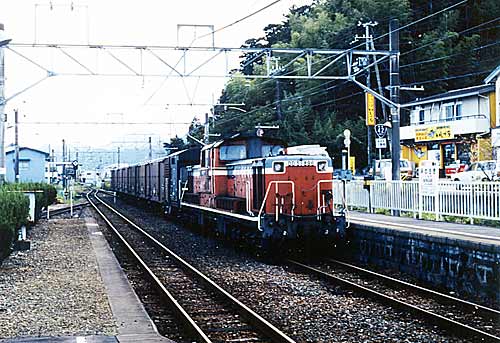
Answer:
357;21;378;169
275;79;282;120
148;137;152;160
14;109;19;182
62;139;66;189
389;18;401;218
0;23;10;184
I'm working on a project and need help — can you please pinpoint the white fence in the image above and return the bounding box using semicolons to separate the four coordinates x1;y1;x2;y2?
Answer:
332;180;500;222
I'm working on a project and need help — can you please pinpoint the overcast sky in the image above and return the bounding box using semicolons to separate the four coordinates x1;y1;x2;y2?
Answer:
0;0;312;156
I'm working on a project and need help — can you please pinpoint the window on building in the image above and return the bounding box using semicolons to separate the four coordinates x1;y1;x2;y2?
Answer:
19;161;30;171
455;103;462;119
419;109;425;124
444;104;454;121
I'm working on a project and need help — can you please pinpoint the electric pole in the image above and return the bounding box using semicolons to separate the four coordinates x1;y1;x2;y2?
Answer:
62;139;66;189
204;112;210;144
0;23;9;185
148;137;152;160
14;109;19;182
275;79;282;120
357;21;378;170
389;19;401;212
117;147;120;166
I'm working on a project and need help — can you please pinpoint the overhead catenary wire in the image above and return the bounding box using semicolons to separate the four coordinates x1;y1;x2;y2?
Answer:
193;0;283;43
401;40;500;68
401;17;500;57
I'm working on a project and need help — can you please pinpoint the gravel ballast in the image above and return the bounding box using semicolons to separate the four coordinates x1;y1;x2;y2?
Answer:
104;196;471;342
0;218;117;339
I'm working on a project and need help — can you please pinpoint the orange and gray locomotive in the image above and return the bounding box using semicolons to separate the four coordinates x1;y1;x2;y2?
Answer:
111;132;347;251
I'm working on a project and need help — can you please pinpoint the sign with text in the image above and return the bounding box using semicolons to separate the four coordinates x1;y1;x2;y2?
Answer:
419;164;439;196
415;125;453;142
375;138;387;149
365;92;376;126
374;124;387;138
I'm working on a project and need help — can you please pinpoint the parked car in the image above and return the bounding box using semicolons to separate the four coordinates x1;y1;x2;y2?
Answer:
445;161;467;178
452;160;500;182
374;159;414;180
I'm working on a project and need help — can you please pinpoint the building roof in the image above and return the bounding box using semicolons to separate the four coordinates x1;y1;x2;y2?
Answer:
484;64;500;84
403;84;495;108
6;146;49;157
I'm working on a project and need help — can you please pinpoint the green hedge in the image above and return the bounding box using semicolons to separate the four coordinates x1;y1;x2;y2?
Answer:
0;183;57;259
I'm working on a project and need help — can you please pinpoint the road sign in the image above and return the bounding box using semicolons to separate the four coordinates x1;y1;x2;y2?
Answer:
344;138;351;147
375;138;387;149
365;93;376;126
72;160;79;167
374;124;387;138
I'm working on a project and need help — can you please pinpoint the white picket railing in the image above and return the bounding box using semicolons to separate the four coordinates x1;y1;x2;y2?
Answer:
332;180;500;222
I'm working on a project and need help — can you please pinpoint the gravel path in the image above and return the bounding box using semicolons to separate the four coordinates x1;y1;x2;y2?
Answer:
0;218;117;339
107;196;470;342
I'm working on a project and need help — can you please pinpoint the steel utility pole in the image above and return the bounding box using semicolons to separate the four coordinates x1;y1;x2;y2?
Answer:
359;21;378;170
62;139;66;189
0;23;10;184
148;137;152;160
389;19;401;214
14;109;19;183
275;79;282;120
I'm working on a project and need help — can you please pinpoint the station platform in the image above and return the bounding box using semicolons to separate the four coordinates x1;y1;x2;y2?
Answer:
348;210;500;246
0;217;173;343
83;217;174;343
346;210;500;306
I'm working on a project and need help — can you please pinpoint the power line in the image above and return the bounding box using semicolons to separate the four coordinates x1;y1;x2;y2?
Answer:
18;121;191;125
196;0;283;41
401;17;500;57
401;70;492;87
401;40;500;68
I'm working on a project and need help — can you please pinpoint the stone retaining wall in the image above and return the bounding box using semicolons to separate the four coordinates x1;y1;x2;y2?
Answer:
348;224;500;306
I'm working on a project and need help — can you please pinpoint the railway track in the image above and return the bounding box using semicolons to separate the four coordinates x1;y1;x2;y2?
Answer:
287;258;500;343
87;190;295;343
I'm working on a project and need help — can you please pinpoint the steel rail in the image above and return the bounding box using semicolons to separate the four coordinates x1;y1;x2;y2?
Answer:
86;191;212;343
326;258;500;320
287;260;500;343
92;190;295;343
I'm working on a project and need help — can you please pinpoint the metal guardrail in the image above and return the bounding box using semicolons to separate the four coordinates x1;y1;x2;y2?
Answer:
333;180;500;223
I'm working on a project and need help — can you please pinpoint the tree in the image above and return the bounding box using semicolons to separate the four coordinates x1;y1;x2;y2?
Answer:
211;0;499;169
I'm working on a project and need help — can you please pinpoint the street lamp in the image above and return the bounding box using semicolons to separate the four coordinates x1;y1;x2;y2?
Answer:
0;23;11;184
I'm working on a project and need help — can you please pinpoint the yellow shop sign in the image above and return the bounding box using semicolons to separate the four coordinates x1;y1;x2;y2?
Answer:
415;125;453;142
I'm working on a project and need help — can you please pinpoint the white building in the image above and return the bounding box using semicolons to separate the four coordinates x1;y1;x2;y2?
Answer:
485;65;500;160
400;80;496;174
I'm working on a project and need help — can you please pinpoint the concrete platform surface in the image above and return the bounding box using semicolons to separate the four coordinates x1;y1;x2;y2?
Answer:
85;217;175;343
349;210;500;246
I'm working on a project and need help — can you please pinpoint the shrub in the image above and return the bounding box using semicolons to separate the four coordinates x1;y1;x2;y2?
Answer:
0;183;56;259
1;183;57;220
0;190;29;259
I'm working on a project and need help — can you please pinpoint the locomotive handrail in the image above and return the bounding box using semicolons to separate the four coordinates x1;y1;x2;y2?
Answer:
257;181;295;231
245;181;254;216
316;180;346;217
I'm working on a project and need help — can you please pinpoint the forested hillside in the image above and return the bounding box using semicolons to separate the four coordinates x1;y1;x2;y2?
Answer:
191;0;499;168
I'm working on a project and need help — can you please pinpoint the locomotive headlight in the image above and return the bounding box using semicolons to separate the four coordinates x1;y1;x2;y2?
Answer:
317;161;327;172
273;162;285;172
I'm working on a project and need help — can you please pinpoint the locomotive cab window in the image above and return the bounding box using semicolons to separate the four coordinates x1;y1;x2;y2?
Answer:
317;161;328;172
262;145;284;157
220;145;246;161
273;161;285;173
